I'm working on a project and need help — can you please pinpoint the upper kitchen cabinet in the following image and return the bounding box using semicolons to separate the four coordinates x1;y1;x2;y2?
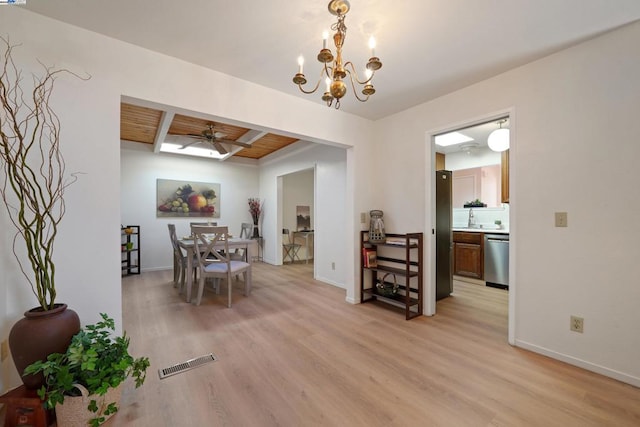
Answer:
436;152;446;171
501;150;509;203
452;165;501;208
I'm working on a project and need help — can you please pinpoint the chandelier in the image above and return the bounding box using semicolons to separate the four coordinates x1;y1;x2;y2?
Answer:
292;0;382;109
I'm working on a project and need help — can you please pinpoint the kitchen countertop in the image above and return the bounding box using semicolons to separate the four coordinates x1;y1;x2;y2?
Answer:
452;227;509;234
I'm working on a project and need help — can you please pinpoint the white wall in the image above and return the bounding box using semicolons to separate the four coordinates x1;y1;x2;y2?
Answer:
120;144;260;271
0;8;371;393
259;143;347;288
375;22;640;385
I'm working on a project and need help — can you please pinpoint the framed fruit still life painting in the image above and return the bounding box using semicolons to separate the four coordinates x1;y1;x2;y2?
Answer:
157;179;220;218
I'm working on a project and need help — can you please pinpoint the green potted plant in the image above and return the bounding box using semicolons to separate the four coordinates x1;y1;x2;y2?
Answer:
24;313;150;427
0;37;89;388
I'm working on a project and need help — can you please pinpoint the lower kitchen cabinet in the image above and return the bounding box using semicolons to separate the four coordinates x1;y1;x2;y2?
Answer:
453;232;483;279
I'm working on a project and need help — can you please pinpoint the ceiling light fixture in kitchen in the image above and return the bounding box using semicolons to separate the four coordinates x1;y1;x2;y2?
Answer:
292;0;382;109
487;119;510;152
434;132;474;147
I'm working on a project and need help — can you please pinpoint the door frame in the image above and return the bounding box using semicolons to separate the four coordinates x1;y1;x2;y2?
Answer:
424;108;516;345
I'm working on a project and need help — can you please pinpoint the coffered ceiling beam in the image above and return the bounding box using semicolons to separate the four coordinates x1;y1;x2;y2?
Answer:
153;111;175;153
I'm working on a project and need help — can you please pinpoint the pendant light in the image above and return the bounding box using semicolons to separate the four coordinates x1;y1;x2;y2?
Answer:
487;119;509;152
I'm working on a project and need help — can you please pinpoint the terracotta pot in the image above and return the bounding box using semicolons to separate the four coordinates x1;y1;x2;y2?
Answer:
9;304;80;389
56;383;122;427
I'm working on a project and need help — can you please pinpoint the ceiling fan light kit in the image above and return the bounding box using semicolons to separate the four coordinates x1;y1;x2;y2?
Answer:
292;0;382;109
487;119;510;152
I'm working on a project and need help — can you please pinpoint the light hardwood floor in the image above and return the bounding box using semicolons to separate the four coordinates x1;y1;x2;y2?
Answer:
112;263;640;426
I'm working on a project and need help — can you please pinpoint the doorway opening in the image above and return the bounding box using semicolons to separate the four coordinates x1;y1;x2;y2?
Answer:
278;167;315;273
427;111;514;344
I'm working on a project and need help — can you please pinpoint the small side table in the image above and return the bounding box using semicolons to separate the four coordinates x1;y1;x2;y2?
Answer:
251;236;264;262
0;385;53;427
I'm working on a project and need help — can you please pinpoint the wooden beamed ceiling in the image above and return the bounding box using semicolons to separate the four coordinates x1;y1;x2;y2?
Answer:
120;103;299;160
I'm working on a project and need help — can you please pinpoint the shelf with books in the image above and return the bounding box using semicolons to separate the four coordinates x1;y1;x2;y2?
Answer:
360;231;423;320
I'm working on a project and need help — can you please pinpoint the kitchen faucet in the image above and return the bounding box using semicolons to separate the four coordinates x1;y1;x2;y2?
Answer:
468;208;476;228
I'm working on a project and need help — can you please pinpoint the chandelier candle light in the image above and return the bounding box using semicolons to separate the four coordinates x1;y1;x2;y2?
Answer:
293;0;382;109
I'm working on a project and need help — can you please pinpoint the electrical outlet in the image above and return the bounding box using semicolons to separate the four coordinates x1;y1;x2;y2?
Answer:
331;262;336;270
360;212;366;223
570;315;584;333
0;340;8;361
555;212;568;227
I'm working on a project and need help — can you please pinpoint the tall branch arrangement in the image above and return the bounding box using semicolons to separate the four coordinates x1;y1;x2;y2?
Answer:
0;38;87;310
248;198;262;224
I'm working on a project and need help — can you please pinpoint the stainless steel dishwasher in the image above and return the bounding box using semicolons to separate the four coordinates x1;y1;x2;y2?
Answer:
484;234;509;289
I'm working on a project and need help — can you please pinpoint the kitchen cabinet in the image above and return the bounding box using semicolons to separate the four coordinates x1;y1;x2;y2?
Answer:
360;231;423;320
453;231;483;279
435;152;446;171
501;149;509;203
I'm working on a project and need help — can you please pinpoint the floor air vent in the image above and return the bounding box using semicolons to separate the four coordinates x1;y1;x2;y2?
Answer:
158;353;218;379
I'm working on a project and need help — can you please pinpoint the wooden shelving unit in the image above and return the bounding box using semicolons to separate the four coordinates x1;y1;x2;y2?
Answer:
121;225;140;275
360;231;423;320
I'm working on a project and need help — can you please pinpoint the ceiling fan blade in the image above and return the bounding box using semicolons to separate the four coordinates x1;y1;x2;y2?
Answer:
179;139;202;149
213;141;228;154
217;138;252;149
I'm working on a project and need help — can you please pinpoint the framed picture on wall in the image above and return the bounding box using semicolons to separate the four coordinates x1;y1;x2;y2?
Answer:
156;179;220;218
296;205;310;231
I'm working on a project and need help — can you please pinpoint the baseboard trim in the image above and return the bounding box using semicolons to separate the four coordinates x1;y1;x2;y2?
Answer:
515;339;640;388
453;275;485;286
314;276;344;290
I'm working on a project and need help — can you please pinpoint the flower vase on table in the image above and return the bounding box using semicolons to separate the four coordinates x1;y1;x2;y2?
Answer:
248;197;262;238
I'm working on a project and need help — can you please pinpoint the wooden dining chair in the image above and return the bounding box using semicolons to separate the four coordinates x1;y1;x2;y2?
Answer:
282;228;301;263
230;223;253;257
191;225;251;307
167;224;197;293
239;222;253;239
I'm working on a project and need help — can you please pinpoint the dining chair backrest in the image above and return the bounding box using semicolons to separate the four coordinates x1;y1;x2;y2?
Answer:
168;224;181;254
283;228;294;244
239;223;253;239
191;225;230;266
190;221;217;227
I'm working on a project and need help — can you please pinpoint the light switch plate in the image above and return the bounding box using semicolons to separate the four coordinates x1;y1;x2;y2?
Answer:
360;212;366;223
555;212;568;227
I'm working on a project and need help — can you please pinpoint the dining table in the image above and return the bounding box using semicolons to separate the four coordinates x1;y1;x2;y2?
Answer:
178;236;257;304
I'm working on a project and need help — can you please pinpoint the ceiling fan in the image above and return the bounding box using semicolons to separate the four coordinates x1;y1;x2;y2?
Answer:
178;123;251;154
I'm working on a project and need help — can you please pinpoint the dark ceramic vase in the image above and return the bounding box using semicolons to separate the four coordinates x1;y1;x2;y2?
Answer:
252;224;260;238
9;303;80;389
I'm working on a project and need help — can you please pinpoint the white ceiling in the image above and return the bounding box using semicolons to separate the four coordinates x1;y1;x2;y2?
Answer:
23;1;640;120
